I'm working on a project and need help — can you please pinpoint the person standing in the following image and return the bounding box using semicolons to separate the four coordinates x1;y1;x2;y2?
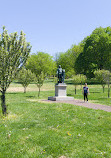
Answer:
83;83;89;102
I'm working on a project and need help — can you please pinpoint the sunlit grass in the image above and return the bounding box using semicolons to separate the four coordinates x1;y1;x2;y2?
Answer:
6;81;111;106
0;81;111;157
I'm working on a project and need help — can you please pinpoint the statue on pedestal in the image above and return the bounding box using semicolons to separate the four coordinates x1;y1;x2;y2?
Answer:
48;65;74;101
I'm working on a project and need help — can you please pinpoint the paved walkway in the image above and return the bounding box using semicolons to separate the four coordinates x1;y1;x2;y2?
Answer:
43;99;111;112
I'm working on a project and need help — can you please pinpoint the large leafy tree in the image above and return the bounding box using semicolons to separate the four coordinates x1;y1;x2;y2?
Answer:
0;27;31;115
75;27;111;78
26;52;55;97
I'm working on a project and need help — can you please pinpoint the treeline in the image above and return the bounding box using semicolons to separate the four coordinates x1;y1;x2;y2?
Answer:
56;26;111;78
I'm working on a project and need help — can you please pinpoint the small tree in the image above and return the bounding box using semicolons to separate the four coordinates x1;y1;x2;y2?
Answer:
0;27;31;115
34;72;45;97
94;69;109;93
103;70;111;98
17;68;35;93
73;75;81;94
79;74;87;89
26;52;55;97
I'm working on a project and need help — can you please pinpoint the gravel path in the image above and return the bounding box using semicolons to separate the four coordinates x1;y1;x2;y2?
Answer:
44;99;111;112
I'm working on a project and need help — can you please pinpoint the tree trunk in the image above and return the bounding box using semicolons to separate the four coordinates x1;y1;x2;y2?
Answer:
38;87;40;97
81;84;82;89
1;90;7;115
24;87;26;93
108;83;110;98
102;85;105;93
75;86;76;94
103;86;104;93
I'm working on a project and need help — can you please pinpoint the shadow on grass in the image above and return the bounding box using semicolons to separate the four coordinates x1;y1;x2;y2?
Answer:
44;80;54;83
7;92;21;95
67;94;73;96
98;97;111;100
90;92;101;93
26;96;36;98
65;81;74;85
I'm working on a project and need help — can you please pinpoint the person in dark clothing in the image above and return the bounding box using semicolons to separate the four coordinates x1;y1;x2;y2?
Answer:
83;83;89;102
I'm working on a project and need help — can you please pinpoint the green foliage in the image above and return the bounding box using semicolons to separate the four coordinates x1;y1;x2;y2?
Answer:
79;74;87;86
75;27;111;78
17;68;35;93
94;69;111;97
102;70;111;98
27;52;55;76
0;26;31;114
56;44;83;78
66;69;75;79
94;69;107;92
73;75;81;85
26;52;55;97
72;74;87;94
73;74;87;85
0;27;31;91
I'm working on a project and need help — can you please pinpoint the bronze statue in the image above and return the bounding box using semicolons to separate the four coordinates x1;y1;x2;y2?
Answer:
57;65;65;83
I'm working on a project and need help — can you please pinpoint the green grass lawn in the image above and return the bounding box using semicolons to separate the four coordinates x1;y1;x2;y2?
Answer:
7;81;111;106
0;82;111;157
67;84;111;106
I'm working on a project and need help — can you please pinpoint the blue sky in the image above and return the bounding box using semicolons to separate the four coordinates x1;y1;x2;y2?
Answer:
0;0;111;56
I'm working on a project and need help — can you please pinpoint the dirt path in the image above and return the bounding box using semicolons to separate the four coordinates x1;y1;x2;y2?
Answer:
43;99;111;112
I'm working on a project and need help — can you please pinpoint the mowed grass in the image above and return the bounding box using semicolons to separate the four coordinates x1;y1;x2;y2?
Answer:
0;81;111;158
8;81;111;106
67;84;111;106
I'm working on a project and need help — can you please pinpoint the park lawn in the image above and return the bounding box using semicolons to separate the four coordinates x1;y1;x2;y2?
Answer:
0;88;111;158
7;81;111;106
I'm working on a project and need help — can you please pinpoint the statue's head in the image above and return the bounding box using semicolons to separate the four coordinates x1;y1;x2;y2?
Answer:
59;65;61;68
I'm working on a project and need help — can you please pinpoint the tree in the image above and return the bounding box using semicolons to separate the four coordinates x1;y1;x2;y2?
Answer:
26;52;55;97
103;70;111;98
73;75;81;94
51;60;57;77
94;69;111;97
94;69;107;93
0;27;31;115
79;74;87;89
75;27;111;78
17;68;35;93
72;74;87;94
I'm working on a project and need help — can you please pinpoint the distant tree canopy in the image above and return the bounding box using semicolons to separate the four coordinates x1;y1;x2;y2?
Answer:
56;27;111;79
56;44;83;78
74;27;111;78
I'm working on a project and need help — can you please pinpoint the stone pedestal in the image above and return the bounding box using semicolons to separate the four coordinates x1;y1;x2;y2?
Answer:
55;83;67;97
48;83;74;101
